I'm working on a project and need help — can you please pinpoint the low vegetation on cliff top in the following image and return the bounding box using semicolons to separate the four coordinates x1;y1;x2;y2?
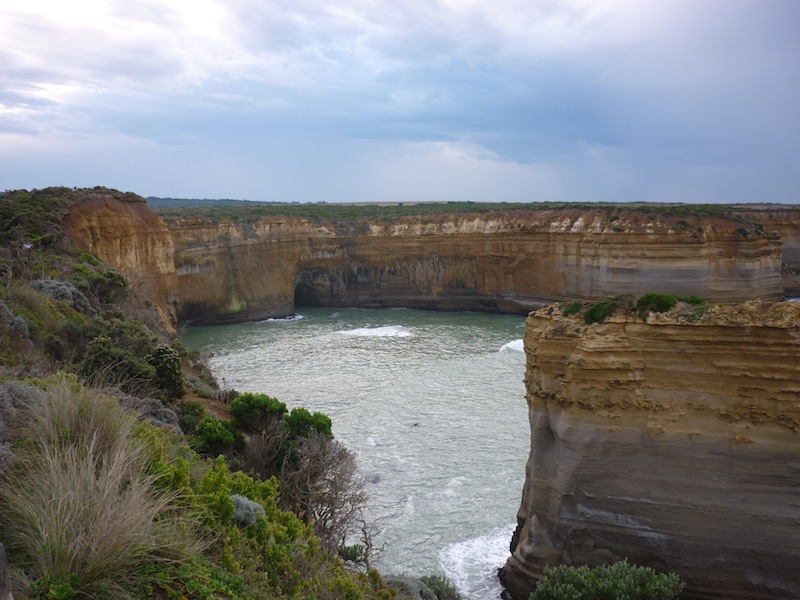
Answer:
0;188;464;599
562;293;710;324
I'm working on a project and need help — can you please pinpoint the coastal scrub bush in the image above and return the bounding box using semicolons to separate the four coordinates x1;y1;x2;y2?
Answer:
563;301;582;317
281;435;368;554
635;293;678;317
176;399;206;434
530;560;684;600
79;335;157;392
420;574;463;600
147;343;186;399
283;406;333;438
193;415;239;455
583;300;616;324
229;392;287;433
635;293;707;320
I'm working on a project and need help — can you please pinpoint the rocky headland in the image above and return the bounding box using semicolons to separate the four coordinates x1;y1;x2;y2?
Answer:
501;300;800;600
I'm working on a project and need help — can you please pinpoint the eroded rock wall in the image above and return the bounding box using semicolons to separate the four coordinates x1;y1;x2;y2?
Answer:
744;209;800;296
62;194;179;325
502;301;800;600
163;209;784;323
64;195;791;324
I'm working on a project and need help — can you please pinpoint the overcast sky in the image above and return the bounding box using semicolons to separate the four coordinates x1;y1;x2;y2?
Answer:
1;0;798;203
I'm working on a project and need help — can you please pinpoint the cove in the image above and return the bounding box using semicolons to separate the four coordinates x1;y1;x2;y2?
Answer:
180;307;529;599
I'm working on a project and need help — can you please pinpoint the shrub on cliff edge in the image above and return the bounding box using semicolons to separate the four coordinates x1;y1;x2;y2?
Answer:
530;560;683;600
583;300;616;324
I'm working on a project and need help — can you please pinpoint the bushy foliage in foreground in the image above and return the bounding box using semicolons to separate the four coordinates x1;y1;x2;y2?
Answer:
420;574;463;600
0;375;394;600
0;375;194;599
530;560;684;600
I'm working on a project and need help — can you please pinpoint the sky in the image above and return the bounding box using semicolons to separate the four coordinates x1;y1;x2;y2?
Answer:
1;0;799;203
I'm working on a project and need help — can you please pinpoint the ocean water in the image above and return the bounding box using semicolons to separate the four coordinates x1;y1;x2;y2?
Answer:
180;307;529;599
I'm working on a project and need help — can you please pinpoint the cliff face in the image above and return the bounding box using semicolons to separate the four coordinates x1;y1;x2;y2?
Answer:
744;210;800;296
62;194;179;325
63;196;792;324
502;301;800;600
163;209;784;323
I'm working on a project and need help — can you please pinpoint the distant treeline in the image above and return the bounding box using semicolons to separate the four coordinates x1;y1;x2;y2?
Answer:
146;195;786;225
146;197;277;208
148;198;569;221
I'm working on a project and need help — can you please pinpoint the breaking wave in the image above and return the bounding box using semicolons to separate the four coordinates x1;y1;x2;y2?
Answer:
499;339;524;352
336;325;413;337
439;524;516;599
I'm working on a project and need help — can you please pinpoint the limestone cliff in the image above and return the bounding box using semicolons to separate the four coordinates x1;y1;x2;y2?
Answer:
742;209;800;296
63;195;793;324
62;194;179;326
162;208;784;324
502;300;800;600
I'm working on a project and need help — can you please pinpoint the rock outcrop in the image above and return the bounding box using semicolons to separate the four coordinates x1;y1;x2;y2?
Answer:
502;301;800;600
62;194;179;325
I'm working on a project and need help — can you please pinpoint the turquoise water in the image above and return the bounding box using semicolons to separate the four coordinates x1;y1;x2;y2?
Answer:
180;307;529;599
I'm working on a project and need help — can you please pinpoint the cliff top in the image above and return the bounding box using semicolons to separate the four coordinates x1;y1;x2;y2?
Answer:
151;197;800;226
537;297;800;329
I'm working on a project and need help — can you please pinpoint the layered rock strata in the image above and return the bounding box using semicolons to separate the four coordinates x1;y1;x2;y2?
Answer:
63;195;796;324
62;194;179;326
167;210;786;324
502;301;800;600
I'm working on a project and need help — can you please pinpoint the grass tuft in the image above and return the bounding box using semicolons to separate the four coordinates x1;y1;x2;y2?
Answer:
0;375;194;599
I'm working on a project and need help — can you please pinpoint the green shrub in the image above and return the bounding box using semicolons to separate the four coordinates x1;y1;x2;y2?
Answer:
530;560;684;600
636;293;678;317
147;343;186;400
176;400;206;435
134;558;247;600
76;252;100;266
680;295;705;305
563;301;582;316
79;336;157;392
338;543;366;563
583;300;616;324
193;416;238;455
230;392;287;433
283;407;333;439
420;574;463;600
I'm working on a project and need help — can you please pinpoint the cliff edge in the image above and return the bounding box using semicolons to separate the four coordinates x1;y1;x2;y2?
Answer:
502;300;800;600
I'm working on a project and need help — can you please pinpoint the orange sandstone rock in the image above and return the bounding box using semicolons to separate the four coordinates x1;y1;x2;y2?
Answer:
502;301;800;600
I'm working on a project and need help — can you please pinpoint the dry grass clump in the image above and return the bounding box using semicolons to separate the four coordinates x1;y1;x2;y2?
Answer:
0;374;194;598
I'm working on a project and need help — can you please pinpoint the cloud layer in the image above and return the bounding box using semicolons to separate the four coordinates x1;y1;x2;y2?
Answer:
2;0;799;202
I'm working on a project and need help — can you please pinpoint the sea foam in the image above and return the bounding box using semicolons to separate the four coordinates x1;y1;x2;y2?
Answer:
438;524;516;599
499;339;524;352
262;314;305;322
336;325;413;337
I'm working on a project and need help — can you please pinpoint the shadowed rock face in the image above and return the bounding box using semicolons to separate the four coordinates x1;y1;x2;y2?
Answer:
64;196;791;324
501;301;800;600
